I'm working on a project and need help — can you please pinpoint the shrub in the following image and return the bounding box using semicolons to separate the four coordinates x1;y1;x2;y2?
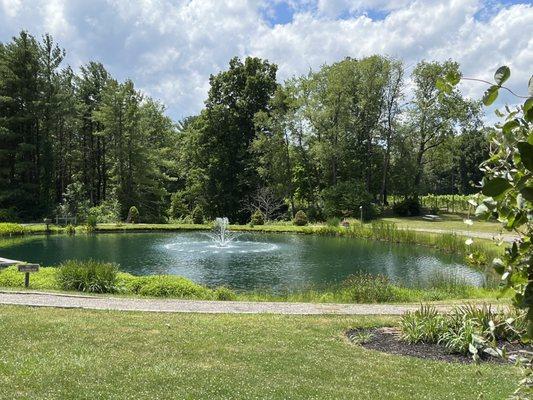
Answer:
0;223;25;236
136;275;213;299
400;305;445;344
127;206;139;223
86;214;97;231
321;181;373;219
0;208;19;222
215;286;237;301
250;210;265;225
0;265;59;290
392;198;421;217
293;210;308;226
169;191;189;219
400;304;526;358
341;273;396;303
191;205;204;224
326;217;341;227
87;199;120;223
65;224;76;235
57;260;118;293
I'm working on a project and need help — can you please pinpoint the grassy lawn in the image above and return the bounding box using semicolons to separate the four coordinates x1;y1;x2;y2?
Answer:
377;214;503;234
0;305;516;399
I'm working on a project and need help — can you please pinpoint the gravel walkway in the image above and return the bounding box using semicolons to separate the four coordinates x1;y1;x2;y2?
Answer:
0;290;454;315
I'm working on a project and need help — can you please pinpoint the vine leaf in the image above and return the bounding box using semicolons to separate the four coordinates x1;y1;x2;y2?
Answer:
517;142;533;172
494;66;510;85
482;177;511;197
483;85;499;106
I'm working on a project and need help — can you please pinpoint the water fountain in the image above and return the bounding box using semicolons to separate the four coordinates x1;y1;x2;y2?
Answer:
164;217;278;254
204;217;241;247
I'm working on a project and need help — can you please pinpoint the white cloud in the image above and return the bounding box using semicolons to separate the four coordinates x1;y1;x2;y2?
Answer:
0;0;531;120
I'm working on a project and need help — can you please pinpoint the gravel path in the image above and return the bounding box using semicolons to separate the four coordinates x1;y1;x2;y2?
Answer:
0;290;455;315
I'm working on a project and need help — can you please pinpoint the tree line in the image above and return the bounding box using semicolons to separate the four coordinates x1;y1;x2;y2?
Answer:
0;31;489;223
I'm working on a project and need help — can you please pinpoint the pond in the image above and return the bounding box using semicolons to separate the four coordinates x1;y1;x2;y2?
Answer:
0;232;485;291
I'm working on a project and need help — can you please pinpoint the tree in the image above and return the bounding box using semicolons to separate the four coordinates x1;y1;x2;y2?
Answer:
0;31;52;219
176;57;278;222
407;60;479;195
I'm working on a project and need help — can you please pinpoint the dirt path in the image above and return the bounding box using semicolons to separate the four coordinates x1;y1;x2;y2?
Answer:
0;290;460;315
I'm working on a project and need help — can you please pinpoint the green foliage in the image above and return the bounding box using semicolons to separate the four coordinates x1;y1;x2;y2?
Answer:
441;66;533;342
57;260;118;293
127;206;139;224
341;274;396;303
250;210;265;225
87;199;120;223
169;191;189;219
321;181;374;219
293;210;308;226
126;275;214;299
86;214;97;231
0;223;25;236
191;205;204;224
214;286;238;301
0;265;59;289
65;224;76;235
392;198;421;216
326;217;341;227
400;304;525;359
0;208;19;222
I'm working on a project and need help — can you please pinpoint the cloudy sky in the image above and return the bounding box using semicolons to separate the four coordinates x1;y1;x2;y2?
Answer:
1;0;531;121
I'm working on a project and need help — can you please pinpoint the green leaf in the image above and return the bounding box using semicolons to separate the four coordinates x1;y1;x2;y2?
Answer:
482;85;499;106
436;77;451;93
445;70;461;85
494;66;510;85
520;186;533;201
502;119;519;134
482;177;512;197
525;97;533;114
517;141;533;171
525;97;533;122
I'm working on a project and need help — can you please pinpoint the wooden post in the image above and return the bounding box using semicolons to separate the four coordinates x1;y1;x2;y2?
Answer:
18;264;39;288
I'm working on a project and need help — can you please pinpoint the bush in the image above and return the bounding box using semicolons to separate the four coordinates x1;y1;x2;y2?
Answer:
392;198;421;217
127;206;139;223
135;276;213;299
250;210;265;225
215;286;237;301
191;205;204;224
0;208;19;222
65;224;76;235
321;181;374;219
341;274;396;303
326;217;341;227
169;191;189;219
400;305;445;343
400;304;526;358
293;210;308;226
87;199;120;223
86;214;97;231
57;260;118;293
0;265;59;289
0;223;25;236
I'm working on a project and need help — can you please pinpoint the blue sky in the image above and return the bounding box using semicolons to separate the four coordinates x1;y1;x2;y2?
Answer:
0;0;531;121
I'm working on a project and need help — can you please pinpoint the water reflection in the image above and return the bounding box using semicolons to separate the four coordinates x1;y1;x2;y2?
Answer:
0;232;485;291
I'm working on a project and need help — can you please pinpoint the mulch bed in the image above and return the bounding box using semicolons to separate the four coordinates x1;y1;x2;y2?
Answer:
346;327;527;364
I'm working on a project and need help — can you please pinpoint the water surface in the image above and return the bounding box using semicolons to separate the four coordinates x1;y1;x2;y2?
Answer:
0;232;484;291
